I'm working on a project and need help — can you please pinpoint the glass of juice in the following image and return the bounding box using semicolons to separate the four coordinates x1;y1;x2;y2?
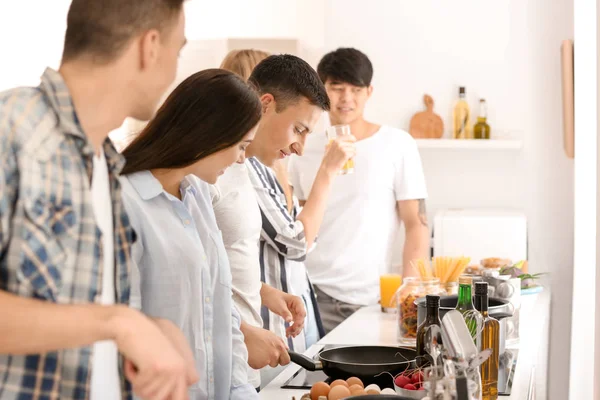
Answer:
380;273;402;313
326;124;354;174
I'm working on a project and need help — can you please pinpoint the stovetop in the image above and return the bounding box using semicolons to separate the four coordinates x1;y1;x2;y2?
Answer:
281;344;518;396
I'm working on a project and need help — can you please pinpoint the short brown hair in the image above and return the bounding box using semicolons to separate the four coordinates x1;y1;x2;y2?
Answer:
62;0;184;63
249;54;330;112
220;49;270;81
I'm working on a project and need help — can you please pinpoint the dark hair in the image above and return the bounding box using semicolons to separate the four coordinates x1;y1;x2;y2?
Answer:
121;69;261;175
317;48;374;87
62;0;184;63
248;54;330;112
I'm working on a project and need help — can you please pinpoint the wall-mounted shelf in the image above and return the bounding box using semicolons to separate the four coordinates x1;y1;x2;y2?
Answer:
415;139;522;150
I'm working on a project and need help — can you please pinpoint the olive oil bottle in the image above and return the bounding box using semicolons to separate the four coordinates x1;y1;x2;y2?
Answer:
473;98;491;139
453;86;471;139
474;282;500;400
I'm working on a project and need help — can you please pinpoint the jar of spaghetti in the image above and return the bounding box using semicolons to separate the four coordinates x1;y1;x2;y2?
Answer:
396;278;444;344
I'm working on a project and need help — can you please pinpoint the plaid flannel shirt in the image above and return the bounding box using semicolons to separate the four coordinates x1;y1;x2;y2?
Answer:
0;68;136;399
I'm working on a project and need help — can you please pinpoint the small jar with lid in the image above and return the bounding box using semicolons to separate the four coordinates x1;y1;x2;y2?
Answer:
396;277;445;343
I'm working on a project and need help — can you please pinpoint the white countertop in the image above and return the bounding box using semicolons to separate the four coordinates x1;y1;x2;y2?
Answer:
260;288;550;400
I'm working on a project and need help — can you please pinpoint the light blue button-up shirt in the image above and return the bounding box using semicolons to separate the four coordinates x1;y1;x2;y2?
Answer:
120;171;258;400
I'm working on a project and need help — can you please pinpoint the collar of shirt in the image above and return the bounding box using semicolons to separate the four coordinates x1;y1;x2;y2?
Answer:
127;170;197;201
40;68;126;176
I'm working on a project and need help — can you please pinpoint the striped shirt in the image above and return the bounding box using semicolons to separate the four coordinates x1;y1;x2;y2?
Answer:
0;68;136;399
246;158;325;352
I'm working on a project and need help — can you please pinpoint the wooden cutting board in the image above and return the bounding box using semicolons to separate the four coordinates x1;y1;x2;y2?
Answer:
409;94;444;139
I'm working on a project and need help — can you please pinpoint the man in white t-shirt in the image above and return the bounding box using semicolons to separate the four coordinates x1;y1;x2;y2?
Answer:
288;48;430;333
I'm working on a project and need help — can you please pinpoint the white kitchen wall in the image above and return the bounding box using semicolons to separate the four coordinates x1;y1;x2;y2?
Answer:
0;0;71;91
322;1;573;399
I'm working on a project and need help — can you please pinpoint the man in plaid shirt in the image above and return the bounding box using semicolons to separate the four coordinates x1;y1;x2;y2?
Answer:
0;1;197;399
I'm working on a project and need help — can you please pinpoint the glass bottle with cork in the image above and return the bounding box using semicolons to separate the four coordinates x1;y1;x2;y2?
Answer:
473;98;491;139
455;275;478;338
474;281;500;400
453;86;471;139
416;294;442;368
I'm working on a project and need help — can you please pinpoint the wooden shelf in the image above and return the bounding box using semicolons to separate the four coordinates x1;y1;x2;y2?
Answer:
415;139;522;150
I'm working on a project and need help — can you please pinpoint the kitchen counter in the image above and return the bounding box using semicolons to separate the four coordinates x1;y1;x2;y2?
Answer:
260;288;549;400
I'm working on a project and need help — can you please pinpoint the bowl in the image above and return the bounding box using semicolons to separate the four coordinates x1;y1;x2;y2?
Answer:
394;384;427;399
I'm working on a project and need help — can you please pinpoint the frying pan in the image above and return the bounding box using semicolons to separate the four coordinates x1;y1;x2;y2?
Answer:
288;345;416;387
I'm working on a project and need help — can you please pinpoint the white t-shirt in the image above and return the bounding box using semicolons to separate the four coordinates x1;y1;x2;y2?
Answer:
90;150;120;399
288;126;428;306
211;162;263;388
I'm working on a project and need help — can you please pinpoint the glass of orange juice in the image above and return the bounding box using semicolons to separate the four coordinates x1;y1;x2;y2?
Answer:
326;124;354;174
380;274;402;313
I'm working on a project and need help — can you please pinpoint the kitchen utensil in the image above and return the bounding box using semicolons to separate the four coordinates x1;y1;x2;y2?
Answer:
468;348;492;369
409;94;444;139
288;346;416;386
425;325;443;367
455;375;469;400
415;295;512;326
440;310;478;361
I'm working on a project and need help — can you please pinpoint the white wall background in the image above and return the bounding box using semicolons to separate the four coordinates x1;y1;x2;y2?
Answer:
0;1;575;398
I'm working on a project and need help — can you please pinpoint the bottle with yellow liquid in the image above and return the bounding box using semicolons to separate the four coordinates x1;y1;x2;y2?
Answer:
453;86;471;139
474;282;500;400
473;98;491;139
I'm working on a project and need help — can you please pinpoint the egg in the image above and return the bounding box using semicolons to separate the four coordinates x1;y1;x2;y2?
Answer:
330;379;349;389
364;384;381;394
346;377;364;388
310;381;331;400
381;387;397;395
349;384;364;394
328;384;351;400
351;389;368;396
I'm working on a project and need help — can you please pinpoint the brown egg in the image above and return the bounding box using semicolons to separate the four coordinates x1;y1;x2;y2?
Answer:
352;389;368;396
349;384;364;394
310;381;331;400
328;385;351;400
330;379;349;389
346;377;364;388
366;389;380;395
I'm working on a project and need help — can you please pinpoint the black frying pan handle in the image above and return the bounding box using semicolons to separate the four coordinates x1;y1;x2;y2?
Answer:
288;350;322;372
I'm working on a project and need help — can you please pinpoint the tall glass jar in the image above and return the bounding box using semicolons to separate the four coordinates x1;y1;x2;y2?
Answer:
396;278;445;344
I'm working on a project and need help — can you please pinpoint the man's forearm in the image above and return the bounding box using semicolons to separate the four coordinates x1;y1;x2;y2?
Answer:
0;290;127;354
402;226;430;277
296;166;335;248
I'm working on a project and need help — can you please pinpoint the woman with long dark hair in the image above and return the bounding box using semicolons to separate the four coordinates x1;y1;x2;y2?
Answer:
120;69;261;400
